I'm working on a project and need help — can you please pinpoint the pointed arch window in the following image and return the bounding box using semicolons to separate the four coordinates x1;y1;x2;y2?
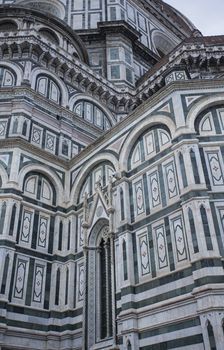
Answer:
179;152;188;188
127;340;132;350
22;120;28;137
0;202;6;233
120;187;125;221
99;236;113;339
207;321;217;350
58;221;63;251
200;206;213;250
1;254;9;294
55;268;60;305
190;149;200;184
9;203;17;236
67;220;71;251
123;239;128;281
65;267;69;305
188;208;199;253
12;118;18;134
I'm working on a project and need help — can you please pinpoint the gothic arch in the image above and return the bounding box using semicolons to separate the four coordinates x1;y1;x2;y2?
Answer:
186;93;224;132
119;115;176;172
69;93;116;126
18;164;64;206
70;153;118;204
31;67;69;107
86;219;114;347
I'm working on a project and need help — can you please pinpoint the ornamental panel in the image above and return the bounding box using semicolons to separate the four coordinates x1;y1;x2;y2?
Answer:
78;263;85;302
164;161;178;199
32;264;45;303
133;179;145;216
171;216;187;262
13;258;28;300
155;225;168;270
148;170;161;209
37;216;49;249
20;210;33;244
138;233;150;276
206;152;224;186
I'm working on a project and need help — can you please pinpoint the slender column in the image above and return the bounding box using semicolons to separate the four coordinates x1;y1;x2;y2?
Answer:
110;234;117;347
82;246;88;350
105;240;110;338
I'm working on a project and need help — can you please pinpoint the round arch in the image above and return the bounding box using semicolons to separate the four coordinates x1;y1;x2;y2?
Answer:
18;164;65;206
31;67;69;107
0;61;23;86
119;114;176;172
186;93;224;132
70;153;119;205
152;29;177;56
69;93;116;126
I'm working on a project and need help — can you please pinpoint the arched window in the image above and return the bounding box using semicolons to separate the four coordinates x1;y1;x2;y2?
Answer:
62;140;69;156
190;149;200;184
67;220;71;250
179;152;188;188
58;221;63;251
65;267;69;305
120;187;125;221
55;268;60;305
207;321;217;350
22;120;28;137
200;206;213;251
153;32;175;57
9;204;17;236
0;21;17;32
23;173;56;205
123;240;128;281
0;254;9;294
99;235;112;339
129;126;171;170
36;75;61;104
188;208;199;253
0;66;16;87
38;28;59;45
12;118;18;134
127;340;132;350
74;100;112;130
0;202;6;233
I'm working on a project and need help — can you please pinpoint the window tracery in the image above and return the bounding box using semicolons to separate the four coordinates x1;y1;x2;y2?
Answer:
74;100;112;130
36;75;61;104
129;127;171;170
0;66;16;87
23;173;56;206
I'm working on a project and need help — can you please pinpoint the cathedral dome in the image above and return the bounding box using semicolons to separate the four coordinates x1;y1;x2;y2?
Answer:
15;0;65;20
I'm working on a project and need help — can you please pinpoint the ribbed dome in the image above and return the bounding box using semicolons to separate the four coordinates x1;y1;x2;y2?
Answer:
15;0;65;20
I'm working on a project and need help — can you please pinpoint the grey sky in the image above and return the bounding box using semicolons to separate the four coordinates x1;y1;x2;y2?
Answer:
164;0;224;36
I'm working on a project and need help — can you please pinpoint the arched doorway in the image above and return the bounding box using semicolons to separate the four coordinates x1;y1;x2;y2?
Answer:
85;219;115;349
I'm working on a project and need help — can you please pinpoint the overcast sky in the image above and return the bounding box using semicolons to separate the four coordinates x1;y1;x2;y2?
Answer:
165;0;224;36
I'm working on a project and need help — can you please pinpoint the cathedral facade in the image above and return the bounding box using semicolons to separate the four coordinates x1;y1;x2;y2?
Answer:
0;0;223;349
